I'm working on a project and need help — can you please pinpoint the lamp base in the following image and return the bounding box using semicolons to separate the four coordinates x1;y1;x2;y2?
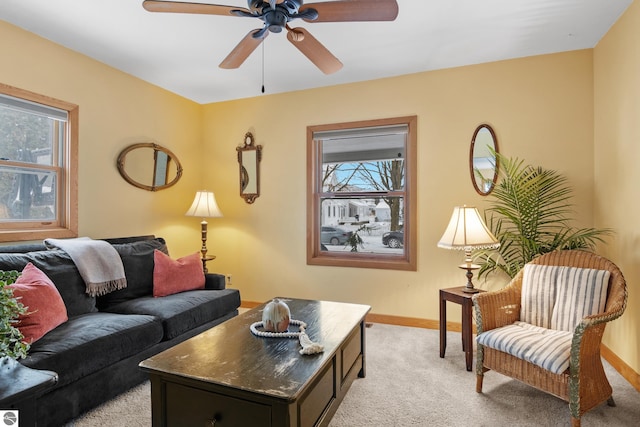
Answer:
458;262;481;294
199;220;213;273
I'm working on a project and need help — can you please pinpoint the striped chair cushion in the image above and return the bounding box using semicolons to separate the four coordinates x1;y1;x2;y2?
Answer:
521;264;560;328
476;321;573;374
550;266;610;332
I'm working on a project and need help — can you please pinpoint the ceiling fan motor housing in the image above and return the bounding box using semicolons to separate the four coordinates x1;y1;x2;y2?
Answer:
247;0;310;34
280;0;303;14
248;0;302;14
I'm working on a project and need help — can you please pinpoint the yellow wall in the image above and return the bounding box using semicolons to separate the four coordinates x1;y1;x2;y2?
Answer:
0;20;204;250
2;9;637;377
202;51;595;329
594;0;640;374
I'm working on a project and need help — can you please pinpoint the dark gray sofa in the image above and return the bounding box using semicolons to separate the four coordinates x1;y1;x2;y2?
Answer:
0;236;241;427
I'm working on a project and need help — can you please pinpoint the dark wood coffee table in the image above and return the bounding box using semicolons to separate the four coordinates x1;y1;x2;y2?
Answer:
139;298;370;427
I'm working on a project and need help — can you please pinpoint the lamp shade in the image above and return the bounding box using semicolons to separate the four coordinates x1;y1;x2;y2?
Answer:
185;191;223;218
437;206;499;251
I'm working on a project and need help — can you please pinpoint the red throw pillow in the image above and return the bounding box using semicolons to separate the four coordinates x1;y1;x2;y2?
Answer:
153;250;205;297
9;262;68;344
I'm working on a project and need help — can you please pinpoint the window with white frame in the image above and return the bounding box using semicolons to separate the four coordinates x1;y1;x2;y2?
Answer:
307;116;417;271
0;83;78;242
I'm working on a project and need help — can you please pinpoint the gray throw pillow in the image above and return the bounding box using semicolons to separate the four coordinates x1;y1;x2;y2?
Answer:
0;250;97;316
96;238;168;309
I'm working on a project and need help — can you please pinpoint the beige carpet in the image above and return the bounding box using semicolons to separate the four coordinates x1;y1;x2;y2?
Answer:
66;324;640;426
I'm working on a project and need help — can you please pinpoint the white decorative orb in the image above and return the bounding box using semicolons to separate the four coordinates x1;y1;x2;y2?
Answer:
262;298;291;332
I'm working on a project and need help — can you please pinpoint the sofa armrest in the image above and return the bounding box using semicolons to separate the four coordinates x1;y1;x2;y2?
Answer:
205;273;226;290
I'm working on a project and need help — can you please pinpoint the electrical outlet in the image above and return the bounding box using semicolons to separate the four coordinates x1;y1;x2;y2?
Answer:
226;274;232;286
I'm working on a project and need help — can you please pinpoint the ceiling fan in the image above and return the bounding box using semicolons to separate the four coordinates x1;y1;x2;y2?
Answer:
142;0;399;74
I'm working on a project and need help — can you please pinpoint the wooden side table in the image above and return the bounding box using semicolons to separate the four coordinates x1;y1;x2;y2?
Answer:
201;254;215;273
439;286;485;371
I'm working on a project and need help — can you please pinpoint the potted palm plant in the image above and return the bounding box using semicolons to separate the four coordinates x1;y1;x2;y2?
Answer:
0;270;29;360
475;152;612;279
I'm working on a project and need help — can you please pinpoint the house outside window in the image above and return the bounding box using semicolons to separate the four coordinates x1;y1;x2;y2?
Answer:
307;116;417;271
0;83;78;242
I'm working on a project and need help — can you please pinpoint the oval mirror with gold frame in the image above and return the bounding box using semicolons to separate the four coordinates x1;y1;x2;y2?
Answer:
469;124;499;196
236;132;262;204
117;142;183;191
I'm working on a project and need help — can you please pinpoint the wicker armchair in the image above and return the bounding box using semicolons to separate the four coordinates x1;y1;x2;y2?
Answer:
473;250;627;427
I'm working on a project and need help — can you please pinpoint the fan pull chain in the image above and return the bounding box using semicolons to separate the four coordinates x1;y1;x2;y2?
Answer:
261;40;265;94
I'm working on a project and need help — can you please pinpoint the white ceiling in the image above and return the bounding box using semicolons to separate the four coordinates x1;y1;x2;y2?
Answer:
0;0;633;104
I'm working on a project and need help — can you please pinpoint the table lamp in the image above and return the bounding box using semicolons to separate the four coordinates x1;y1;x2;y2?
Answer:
437;205;500;293
185;191;223;273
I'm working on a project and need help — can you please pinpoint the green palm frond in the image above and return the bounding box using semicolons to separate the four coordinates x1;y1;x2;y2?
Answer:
476;152;612;279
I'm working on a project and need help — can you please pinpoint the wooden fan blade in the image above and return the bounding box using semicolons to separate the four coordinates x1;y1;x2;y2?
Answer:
286;27;343;74
220;30;268;69
301;0;398;22
142;0;249;16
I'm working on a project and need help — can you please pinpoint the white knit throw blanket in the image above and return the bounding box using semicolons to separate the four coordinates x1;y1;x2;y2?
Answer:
44;237;127;297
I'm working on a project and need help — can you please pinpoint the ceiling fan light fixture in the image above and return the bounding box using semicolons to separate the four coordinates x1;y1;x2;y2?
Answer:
264;10;288;32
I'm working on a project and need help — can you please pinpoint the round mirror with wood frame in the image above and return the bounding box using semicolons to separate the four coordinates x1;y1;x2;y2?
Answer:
469;124;499;196
117;142;183;191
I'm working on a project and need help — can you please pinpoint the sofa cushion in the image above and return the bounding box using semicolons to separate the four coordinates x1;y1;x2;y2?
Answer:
153;250;205;297
476;321;573;374
0;250;96;316
103;288;240;340
520;264;560;329
10;263;68;344
96;238;168;309
550;266;610;332
21;312;163;388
